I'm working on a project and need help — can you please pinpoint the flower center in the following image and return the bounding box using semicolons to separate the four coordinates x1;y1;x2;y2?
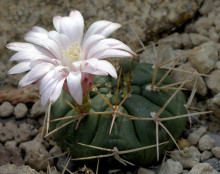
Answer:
64;43;81;62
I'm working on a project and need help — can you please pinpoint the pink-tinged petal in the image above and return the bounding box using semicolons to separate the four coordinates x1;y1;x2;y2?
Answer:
98;38;136;55
41;79;58;106
69;10;84;33
39;66;65;94
83;20;111;41
50;78;66;104
87;43;110;59
48;31;71;51
67;72;82;105
8;61;31;74
19;63;54;87
81;34;105;56
6;42;34;51
72;60;84;71
60;17;83;44
99;23;121;37
83;58;117;78
95;49;133;59
53;16;62;32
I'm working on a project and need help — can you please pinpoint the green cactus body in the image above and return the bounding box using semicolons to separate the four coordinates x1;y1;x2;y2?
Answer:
50;60;187;166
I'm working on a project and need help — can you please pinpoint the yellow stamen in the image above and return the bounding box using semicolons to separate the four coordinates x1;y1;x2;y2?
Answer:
64;43;81;62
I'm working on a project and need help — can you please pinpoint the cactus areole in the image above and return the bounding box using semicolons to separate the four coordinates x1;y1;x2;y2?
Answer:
50;60;187;167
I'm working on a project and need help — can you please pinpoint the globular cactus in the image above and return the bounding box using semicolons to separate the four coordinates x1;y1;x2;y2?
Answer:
50;60;187;167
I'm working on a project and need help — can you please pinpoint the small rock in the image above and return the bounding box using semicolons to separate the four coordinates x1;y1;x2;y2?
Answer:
199;135;216;151
15;123;38;143
49;145;62;157
171;146;201;169
203;158;220;172
195;17;213;31
138;167;155;174
188;41;218;74
31;100;47;118
212;147;220;159
159;33;182;49
4;140;17;151
0;121;17;142
188;163;218;174
199;0;214;15
178;138;190;150
215;61;220;70
171;62;207;96
0;102;14;118
182;170;189;174
190;34;210;47
14;103;28;119
209;134;220;146
206;70;220;94
209;27;219;42
0;164;40;174
201;151;213;162
19;135;53;171
159;159;183;174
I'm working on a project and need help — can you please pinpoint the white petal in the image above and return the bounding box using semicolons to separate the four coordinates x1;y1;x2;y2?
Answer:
87;43;110;59
95;49;133;59
83;20;111;41
69;10;84;33
41;79;58;106
81;34;105;56
67;72;83;105
19;63;54;87
98;23;121;37
53;16;62;32
60;17;83;44
84;21;120;41
98;38;136;55
83;58;117;78
8;61;31;74
50;78;66;104
6;42;34;51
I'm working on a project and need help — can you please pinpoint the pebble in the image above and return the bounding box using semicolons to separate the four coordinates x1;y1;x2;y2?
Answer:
159;159;183;174
0;101;14;118
19;135;53;171
203;158;220;172
138;167;155;174
188;41;218;74
49;145;62;157
171;62;207;96
200;151;213;162
212;147;220;159
190;34;210;47
199;135;216;151
31;100;47;118
206;70;220;94
199;0;214;15
208;92;220;119
215;61;220;69
0;164;40;174
188;163;219;174
14;103;28;119
187;126;207;146
170;146;201;169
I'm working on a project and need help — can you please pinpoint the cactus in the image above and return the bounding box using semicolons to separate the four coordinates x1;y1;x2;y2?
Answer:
49;59;187;167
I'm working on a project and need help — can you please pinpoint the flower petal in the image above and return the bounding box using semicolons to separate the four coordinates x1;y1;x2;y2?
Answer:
60;17;83;44
83;58;117;78
19;63;54;87
69;10;84;33
81;34;105;57
8;61;31;74
67;72;82;105
53;16;62;32
87;43;110;59
6;42;34;51
84;21;120;41
50;78;66;104
95;49;133;59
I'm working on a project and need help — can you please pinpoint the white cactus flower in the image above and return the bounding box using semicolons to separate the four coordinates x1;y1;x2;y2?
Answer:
7;10;134;105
